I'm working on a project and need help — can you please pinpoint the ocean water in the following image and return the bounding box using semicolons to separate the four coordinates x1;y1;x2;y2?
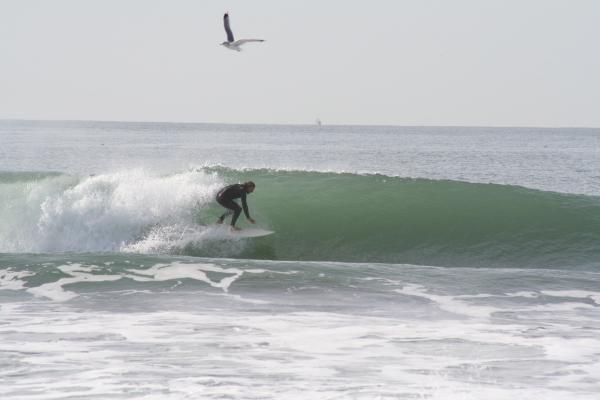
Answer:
1;120;599;399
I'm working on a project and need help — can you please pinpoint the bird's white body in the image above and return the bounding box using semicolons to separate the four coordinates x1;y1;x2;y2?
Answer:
221;39;264;52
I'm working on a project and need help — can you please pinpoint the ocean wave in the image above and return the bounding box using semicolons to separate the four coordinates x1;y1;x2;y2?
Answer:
1;168;599;269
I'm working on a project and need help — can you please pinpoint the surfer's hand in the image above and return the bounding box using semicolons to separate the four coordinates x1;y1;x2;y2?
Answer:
248;218;256;224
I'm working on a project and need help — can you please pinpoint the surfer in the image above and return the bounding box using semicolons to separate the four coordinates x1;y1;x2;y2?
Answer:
216;181;256;230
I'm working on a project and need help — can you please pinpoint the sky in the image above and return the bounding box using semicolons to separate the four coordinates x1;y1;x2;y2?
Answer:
1;0;599;127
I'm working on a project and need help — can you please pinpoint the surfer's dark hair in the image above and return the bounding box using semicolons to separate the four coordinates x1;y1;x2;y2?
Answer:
244;181;256;188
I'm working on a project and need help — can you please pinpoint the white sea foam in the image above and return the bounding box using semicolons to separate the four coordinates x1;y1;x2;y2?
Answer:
27;264;121;301
395;283;500;318
2;259;600;398
0;169;225;253
17;261;288;301
121;223;250;255
2;303;599;400
0;269;34;290
126;262;243;292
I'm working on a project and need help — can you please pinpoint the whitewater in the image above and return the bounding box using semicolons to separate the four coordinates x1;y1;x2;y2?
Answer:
1;120;600;399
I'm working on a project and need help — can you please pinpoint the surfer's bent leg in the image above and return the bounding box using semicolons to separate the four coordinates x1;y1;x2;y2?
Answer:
216;196;231;223
218;209;233;222
217;197;241;225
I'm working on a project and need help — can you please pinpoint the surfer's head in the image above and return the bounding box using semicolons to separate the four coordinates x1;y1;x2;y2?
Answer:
244;181;256;193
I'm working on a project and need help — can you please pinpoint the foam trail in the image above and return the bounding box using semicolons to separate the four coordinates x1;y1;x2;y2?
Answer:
17;261;288;301
0;269;35;290
27;264;122;301
126;262;244;292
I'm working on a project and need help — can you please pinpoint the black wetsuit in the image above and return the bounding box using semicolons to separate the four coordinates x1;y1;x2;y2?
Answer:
216;184;251;226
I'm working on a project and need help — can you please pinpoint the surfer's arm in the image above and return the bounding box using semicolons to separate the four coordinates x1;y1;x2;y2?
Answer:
241;193;251;220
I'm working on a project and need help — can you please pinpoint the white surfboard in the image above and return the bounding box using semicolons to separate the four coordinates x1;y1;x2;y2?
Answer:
229;228;275;238
207;225;275;238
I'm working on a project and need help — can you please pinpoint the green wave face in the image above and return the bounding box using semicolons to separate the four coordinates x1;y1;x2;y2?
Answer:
208;169;600;269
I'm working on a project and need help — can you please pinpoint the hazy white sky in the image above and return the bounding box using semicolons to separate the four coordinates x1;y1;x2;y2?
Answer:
1;0;599;126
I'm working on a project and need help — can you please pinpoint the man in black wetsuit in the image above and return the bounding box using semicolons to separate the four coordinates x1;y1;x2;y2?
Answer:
216;181;256;230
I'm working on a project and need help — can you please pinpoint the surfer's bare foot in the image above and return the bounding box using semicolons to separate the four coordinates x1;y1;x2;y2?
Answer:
216;218;224;224
230;226;241;231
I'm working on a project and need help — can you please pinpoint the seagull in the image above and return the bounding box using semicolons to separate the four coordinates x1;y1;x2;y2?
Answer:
221;13;264;52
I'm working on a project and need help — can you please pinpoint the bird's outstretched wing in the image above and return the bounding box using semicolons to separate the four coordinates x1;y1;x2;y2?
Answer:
234;39;265;46
224;13;234;42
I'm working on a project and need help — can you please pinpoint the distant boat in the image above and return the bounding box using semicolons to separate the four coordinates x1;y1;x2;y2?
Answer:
315;118;322;127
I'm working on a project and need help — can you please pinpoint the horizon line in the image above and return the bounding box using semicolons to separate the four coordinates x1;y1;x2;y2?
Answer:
1;117;599;130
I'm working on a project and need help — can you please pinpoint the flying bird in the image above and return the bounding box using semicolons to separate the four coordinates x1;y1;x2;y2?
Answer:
221;13;264;52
